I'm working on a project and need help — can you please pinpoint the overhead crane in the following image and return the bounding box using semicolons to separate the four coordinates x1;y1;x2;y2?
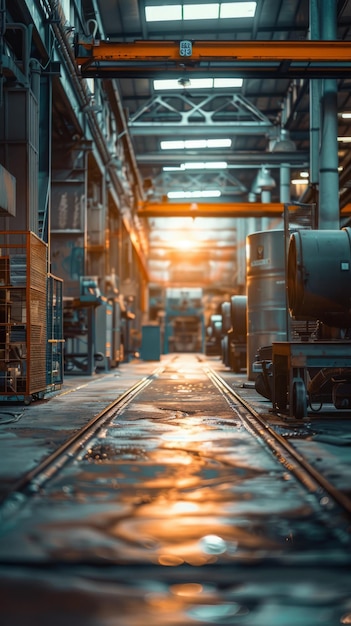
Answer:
74;37;351;218
137;202;351;219
74;38;351;78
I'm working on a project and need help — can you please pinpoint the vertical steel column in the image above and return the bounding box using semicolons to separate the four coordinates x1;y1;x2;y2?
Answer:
309;0;320;195
318;0;340;229
280;164;290;204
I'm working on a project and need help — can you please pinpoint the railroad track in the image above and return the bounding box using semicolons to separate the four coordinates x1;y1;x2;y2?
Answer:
1;354;351;626
0;365;165;519
0;354;350;555
205;364;351;544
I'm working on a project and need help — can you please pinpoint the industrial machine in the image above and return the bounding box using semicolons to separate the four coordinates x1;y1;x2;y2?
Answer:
257;224;351;420
164;288;204;353
228;295;247;373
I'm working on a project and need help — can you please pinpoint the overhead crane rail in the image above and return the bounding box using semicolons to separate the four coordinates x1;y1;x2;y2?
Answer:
74;38;351;78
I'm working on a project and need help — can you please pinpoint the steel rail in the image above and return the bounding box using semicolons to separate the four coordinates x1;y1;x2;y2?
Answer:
204;365;351;536
0;365;165;517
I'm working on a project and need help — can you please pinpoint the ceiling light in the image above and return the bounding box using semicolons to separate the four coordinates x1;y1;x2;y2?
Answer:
183;161;228;169
338;136;351;142
161;139;232;150
163;162;227;171
167;190;221;198
206;138;231;148
161;140;186;150
341;113;351;119
291;178;309;185
154;77;243;90
213;78;243;87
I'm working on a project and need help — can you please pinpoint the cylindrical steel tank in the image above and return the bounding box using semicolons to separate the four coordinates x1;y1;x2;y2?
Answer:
246;230;287;380
288;227;351;328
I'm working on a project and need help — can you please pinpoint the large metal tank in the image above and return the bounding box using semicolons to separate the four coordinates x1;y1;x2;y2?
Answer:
288;227;351;328
246;230;287;380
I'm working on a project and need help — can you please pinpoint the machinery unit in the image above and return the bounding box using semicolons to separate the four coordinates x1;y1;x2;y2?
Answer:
228;295;247;373
220;301;232;366
205;313;222;356
164;288;204;353
270;227;351;419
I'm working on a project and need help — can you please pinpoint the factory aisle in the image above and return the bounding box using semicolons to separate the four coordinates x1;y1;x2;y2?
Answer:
0;354;350;626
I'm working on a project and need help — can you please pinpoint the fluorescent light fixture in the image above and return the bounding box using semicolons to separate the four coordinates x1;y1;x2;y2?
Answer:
161;139;232;150
168;190;221;198
154;77;243;90
183;161;228;169
145;5;181;21
300;171;309;178
291;178;309;185
338;136;351;142
206;138;231;148
163;161;227;171
161;140;186;150
341;113;351;119
145;2;256;22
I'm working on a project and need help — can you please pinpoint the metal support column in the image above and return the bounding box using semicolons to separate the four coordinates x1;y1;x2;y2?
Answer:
318;0;340;230
309;0;321;200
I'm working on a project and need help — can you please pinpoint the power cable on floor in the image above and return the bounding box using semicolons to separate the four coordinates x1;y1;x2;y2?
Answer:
0;411;26;424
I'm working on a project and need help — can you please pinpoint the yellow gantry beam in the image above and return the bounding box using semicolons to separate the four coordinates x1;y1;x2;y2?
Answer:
137;202;286;218
75;39;351;78
75;39;351;63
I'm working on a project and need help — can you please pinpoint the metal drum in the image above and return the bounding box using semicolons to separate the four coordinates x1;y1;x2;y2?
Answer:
246;230;287;380
288;227;351;328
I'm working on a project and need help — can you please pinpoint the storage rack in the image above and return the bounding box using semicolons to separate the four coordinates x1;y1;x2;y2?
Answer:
0;231;47;402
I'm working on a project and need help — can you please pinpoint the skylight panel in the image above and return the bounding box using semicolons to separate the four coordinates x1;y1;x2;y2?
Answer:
145;2;256;22
220;1;256;18
183;3;219;19
145;4;181;21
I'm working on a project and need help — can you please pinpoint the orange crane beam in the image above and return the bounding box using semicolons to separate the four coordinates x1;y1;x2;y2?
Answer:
75;38;351;78
137;202;286;218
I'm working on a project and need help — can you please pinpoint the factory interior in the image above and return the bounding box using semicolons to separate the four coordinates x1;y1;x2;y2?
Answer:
0;0;351;399
2;2;351;625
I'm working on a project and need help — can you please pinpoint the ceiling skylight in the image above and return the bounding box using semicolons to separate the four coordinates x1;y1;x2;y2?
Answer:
154;77;243;90
161;139;232;149
145;2;256;22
